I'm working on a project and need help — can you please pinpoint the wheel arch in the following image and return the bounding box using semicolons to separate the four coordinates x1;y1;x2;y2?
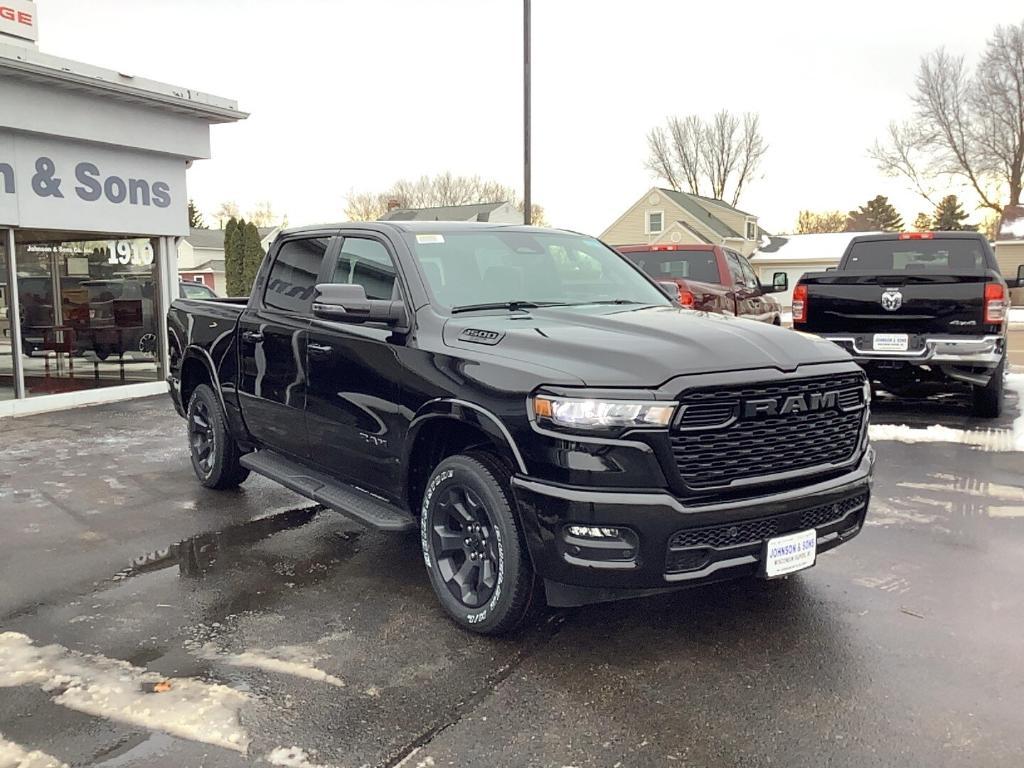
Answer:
402;400;527;515
180;347;223;413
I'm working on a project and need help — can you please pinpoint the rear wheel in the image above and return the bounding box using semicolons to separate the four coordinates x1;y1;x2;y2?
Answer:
972;355;1005;418
420;452;534;635
187;384;250;489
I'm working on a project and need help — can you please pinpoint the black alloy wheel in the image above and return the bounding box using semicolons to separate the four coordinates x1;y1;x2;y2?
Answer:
189;397;216;476
186;384;250;490
431;484;500;608
421;452;535;634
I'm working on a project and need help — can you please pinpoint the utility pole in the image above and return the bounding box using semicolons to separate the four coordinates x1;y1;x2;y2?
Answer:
523;0;532;225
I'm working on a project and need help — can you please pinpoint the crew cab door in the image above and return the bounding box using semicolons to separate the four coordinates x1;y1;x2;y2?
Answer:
304;233;407;499
724;250;761;319
237;235;332;459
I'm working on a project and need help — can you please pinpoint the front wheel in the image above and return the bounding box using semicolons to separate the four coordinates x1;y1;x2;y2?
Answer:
420;452;535;635
187;384;250;489
972;355;1005;418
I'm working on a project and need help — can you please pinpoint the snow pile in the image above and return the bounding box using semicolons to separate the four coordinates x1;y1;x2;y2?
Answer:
869;374;1024;452
196;643;345;687
0;735;67;768
267;746;331;768
0;632;249;753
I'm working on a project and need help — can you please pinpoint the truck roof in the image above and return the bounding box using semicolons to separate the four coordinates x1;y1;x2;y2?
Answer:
275;221;571;237
847;231;987;243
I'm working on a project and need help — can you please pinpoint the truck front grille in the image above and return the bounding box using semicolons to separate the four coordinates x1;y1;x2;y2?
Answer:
670;372;866;490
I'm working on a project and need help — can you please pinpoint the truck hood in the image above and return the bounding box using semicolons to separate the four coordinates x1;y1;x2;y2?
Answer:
442;305;850;387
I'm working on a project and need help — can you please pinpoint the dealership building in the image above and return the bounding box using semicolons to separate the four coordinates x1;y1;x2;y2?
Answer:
0;1;245;416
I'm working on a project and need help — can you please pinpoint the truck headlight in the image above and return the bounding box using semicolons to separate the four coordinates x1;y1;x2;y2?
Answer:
533;395;676;431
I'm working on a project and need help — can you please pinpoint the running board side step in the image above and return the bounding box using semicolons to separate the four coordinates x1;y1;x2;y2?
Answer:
240;450;416;532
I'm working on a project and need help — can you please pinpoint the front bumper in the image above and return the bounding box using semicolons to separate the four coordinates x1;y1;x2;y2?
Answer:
512;448;874;606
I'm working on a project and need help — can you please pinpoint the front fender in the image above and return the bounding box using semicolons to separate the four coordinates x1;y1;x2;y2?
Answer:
403;399;529;475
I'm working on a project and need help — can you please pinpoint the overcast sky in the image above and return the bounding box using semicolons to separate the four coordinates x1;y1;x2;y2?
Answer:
38;0;1024;235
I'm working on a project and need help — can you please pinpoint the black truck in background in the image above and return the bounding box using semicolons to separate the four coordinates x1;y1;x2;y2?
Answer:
167;221;874;634
793;232;1019;417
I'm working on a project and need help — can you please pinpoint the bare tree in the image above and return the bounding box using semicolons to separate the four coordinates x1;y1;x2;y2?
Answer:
344;173;544;224
645;110;767;205
213;201;240;229
247;201;284;228
870;21;1024;213
796;210;847;234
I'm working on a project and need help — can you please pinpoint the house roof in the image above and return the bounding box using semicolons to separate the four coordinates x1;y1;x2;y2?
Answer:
186;227;276;249
689;194;755;218
658;189;742;239
750;231;883;264
379;201;510;222
998;205;1024;242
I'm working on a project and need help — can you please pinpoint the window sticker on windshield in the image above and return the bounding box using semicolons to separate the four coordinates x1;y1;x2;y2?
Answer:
416;234;445;244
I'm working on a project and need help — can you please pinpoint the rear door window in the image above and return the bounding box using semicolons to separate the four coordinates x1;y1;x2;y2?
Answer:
724;251;746;286
264;237;330;313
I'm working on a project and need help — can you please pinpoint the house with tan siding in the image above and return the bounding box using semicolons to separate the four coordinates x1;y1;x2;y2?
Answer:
994;205;1024;305
600;188;762;257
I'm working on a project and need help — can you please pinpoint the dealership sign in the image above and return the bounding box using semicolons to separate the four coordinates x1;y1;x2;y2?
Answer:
0;129;188;236
0;0;37;42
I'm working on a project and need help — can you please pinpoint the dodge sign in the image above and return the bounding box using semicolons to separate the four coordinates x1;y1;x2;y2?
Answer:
0;0;37;42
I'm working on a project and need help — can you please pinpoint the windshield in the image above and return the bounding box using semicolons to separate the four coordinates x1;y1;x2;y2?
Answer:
844;240;989;272
624;249;721;283
405;230;669;310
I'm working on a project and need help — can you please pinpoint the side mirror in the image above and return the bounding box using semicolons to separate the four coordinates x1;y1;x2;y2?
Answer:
312;283;406;326
770;272;789;293
1011;264;1024;289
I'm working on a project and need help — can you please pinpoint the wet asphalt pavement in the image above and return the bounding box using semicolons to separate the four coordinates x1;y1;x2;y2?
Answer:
1;394;1022;767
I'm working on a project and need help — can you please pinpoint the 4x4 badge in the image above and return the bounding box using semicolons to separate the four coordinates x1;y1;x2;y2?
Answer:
881;288;903;311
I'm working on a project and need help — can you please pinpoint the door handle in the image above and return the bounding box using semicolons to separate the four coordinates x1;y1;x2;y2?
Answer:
307;342;333;357
241;330;264;343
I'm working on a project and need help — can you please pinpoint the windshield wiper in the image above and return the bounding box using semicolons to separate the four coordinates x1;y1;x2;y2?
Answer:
451;300;567;314
586;299;644;305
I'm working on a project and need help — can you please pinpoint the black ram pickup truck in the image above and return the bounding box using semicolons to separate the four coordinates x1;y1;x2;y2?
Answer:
793;231;1018;417
168;222;874;634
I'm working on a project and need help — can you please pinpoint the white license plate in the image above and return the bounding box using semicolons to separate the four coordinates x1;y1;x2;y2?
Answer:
873;333;909;352
764;529;817;578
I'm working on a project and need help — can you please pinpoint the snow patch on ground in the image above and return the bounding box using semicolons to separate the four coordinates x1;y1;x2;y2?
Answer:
868;423;1016;450
266;746;332;768
196;643;344;687
869;374;1024;452
0;632;249;753
0;735;68;768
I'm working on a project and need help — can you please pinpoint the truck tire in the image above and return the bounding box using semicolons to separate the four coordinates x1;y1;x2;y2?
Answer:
972;355;1005;418
186;384;250;489
420;451;535;635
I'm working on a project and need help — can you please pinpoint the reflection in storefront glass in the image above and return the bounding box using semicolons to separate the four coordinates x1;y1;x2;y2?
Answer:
0;232;13;401
15;234;163;397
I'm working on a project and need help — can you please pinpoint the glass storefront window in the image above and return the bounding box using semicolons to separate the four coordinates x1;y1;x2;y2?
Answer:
0;230;13;401
14;232;163;397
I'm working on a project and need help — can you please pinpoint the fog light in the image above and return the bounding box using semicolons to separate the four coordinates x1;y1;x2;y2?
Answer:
567;525;621;538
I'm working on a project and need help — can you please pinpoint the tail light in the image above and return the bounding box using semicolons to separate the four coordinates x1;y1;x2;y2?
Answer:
898;232;934;240
792;283;808;323
985;282;1007;324
677;287;695;308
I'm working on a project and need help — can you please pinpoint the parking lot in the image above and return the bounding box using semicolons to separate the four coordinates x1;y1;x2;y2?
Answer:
1;384;1023;768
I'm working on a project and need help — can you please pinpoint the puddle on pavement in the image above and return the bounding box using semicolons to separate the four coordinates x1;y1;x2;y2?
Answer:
115;506;345;582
